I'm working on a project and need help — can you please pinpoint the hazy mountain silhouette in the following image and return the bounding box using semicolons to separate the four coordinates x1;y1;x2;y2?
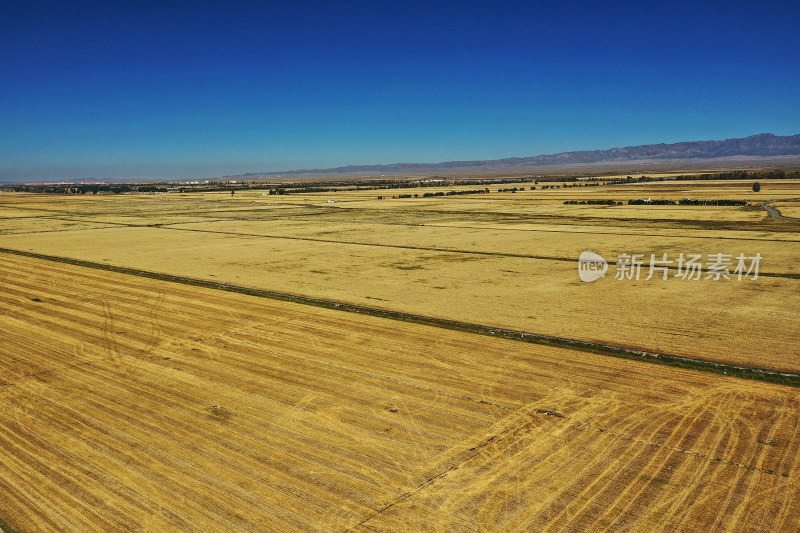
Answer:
238;133;800;177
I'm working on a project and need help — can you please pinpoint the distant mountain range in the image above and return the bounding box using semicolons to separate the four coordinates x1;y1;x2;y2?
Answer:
238;133;800;178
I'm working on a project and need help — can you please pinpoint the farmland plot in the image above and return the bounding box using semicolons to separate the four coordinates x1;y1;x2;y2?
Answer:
0;252;798;532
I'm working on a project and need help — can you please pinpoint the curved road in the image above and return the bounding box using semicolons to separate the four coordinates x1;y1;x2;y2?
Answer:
760;198;800;220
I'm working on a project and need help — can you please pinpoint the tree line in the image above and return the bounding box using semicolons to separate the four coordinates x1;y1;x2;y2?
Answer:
564;199;748;206
6;184;167;194
608;169;800;185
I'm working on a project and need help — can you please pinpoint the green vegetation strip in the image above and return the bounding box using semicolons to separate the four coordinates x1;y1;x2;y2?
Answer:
2;246;799;388
0;515;20;533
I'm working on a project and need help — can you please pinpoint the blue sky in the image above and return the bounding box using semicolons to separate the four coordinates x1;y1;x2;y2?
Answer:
1;1;798;181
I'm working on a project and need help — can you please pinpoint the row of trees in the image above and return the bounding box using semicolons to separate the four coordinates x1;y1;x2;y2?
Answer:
564;199;748;206
265;176;538;195
422;189;489;197
677;199;748;206
627;199;748;206
608;170;800;185
563;200;620;205
6;184;167;194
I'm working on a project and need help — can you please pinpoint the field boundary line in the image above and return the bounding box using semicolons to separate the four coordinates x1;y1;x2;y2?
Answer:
1;246;799;387
346;401;793;531
343;406;541;532
78;224;800;279
413;223;800;242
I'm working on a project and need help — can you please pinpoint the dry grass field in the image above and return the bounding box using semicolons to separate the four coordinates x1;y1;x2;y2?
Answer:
1;252;799;532
1;181;799;371
1;178;799;531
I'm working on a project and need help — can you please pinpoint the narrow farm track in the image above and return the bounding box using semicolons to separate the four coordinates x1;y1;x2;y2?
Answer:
144;225;800;279
6;209;800;275
0;253;799;531
761;198;800;220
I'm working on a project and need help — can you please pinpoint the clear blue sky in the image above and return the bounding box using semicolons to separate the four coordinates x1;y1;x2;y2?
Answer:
1;0;798;181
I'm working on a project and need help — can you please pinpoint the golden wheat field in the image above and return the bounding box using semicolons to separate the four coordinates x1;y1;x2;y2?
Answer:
1;182;799;371
1;179;800;532
1;252;799;532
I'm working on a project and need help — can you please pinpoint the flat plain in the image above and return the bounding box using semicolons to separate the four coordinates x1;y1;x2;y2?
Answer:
0;177;799;531
1;252;799;532
1;180;799;370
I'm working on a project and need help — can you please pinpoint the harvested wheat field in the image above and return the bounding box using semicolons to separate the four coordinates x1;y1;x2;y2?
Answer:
1;251;799;532
5;2;800;531
1;187;799;372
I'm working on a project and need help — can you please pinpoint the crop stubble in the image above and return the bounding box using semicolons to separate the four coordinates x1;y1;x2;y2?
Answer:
0;253;798;531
